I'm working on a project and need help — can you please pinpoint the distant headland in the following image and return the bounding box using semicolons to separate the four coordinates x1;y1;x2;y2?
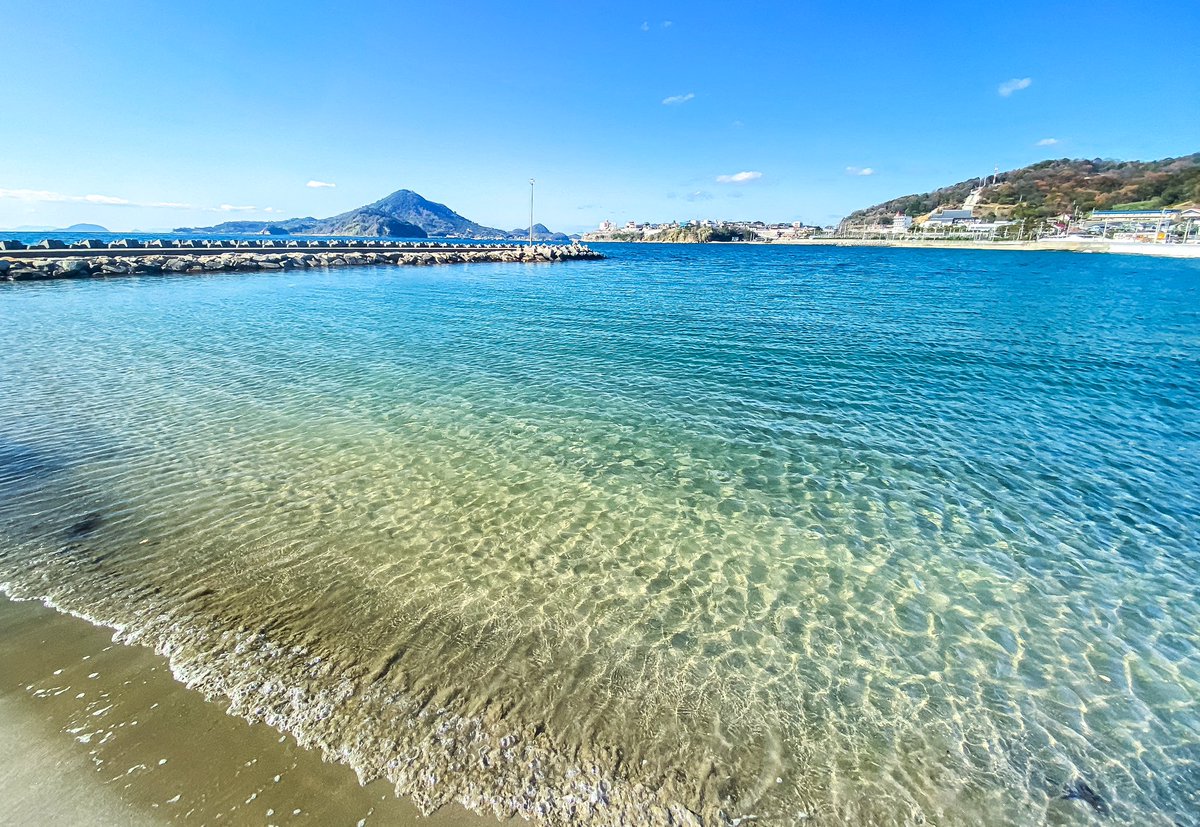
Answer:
583;153;1200;254
175;189;571;242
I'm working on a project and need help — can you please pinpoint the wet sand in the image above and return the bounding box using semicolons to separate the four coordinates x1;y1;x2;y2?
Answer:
0;595;503;827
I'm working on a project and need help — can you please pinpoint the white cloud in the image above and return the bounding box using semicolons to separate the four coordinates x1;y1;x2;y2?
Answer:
662;20;673;27
83;193;133;205
640;20;649;31
845;166;875;176
686;190;713;202
0;187;255;212
716;171;762;184
662;92;695;106
0;188;133;205
1036;137;1059;146
306;180;336;188
998;77;1032;97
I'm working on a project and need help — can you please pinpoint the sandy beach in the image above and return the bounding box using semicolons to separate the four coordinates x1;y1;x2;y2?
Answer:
0;595;501;827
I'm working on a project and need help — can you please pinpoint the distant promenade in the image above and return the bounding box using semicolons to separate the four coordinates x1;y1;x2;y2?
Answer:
0;239;603;281
770;236;1200;258
586;235;1200;259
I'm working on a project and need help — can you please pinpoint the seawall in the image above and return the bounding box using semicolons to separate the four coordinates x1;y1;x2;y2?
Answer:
0;240;603;281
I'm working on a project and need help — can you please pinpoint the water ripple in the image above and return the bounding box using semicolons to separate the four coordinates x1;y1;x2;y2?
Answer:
1;247;1198;825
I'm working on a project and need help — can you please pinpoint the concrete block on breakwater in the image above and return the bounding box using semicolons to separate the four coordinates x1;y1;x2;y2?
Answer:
0;241;604;281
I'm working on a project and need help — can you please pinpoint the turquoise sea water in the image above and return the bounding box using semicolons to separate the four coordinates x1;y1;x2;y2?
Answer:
0;245;1197;825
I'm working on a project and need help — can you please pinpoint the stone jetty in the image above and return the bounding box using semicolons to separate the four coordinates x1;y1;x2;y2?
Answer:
0;239;603;281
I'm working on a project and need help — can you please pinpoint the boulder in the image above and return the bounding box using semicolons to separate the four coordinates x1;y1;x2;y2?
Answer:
34;239;67;249
57;258;91;276
0;240;27;250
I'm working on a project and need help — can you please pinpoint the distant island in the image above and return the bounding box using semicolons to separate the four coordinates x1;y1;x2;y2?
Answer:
61;223;110;233
176;189;570;242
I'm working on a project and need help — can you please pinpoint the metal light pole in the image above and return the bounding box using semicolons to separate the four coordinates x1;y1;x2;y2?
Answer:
529;179;535;246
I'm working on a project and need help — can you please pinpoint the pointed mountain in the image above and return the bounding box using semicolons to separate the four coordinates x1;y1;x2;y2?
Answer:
175;189;561;239
329;190;503;238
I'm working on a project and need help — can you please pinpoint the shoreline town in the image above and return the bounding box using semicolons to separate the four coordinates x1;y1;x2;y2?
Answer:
582;195;1200;258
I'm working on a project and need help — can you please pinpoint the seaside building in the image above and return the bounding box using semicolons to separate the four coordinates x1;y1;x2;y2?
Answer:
924;208;977;226
1085;209;1181;226
1083;208;1197;241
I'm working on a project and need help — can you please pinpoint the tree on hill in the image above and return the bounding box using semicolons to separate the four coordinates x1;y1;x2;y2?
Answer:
846;154;1200;225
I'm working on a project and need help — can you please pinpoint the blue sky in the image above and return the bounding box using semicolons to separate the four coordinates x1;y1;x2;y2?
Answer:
2;0;1197;233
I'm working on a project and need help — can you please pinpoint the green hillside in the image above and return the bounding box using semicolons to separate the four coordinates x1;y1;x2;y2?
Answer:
847;153;1200;224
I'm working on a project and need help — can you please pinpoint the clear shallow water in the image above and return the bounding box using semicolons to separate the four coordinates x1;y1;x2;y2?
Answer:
0;245;1197;825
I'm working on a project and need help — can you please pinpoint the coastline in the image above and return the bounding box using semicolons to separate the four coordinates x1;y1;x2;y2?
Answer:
586;236;1200;257
0;594;502;827
2;242;1196;825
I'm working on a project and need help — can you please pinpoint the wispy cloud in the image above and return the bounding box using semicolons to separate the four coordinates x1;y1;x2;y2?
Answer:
0;187;268;213
306;180;336;188
845;166;875;176
662;92;695;106
998;77;1032;97
0;188;134;206
640;20;649;31
662;20;673;27
1035;137;1059;146
686;190;713;202
716;171;762;184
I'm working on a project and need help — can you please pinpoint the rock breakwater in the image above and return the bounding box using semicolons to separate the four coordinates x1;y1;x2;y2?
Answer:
0;242;603;281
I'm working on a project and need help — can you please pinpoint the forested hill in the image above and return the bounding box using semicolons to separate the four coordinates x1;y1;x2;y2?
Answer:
846;154;1200;224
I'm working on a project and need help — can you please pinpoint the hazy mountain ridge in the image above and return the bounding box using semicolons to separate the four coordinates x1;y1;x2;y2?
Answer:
507;223;571;242
847;153;1200;224
176;190;560;239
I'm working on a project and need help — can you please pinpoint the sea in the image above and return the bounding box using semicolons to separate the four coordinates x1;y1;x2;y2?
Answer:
1;241;1197;826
